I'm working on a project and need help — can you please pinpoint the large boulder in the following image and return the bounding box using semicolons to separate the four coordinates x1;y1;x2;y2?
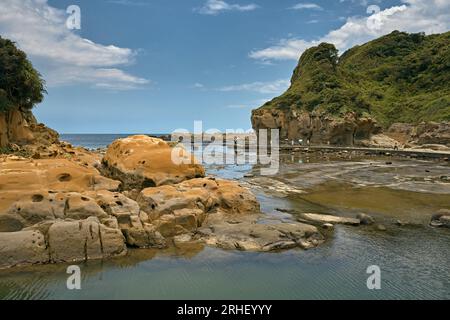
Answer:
102;135;205;190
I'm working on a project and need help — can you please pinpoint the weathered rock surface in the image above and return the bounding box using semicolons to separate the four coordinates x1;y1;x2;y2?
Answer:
251;109;381;146
0;157;120;213
387;122;450;147
47;217;127;263
0;230;48;269
137;177;260;237
200;213;324;251
299;213;361;226
102;135;205;189
0;109;59;149
358;134;400;149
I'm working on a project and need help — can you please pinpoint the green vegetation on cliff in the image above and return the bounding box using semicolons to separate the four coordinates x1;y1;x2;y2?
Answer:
258;31;450;127
0;36;46;113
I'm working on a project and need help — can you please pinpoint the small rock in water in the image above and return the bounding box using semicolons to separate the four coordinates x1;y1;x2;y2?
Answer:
430;209;450;228
322;223;334;230
376;224;387;231
395;220;407;227
173;234;193;245
385;161;393;165
357;213;375;225
244;173;255;178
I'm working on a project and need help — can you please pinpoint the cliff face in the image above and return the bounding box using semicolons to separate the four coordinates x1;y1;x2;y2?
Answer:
251;109;381;145
0;109;59;149
387;122;450;147
252;31;450;146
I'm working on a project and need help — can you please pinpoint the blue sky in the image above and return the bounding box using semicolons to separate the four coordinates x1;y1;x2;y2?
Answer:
1;0;449;133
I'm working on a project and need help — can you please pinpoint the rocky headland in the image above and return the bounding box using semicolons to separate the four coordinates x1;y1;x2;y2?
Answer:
252;31;450;149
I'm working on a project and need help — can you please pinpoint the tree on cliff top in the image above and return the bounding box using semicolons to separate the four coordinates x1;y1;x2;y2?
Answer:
0;36;46;113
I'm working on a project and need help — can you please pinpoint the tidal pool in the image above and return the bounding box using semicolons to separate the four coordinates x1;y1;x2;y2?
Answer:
1;152;449;300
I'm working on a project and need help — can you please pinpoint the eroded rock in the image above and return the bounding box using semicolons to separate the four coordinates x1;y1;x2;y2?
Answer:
137;178;260;235
200;212;324;251
251;109;381;146
48;217;126;263
102;135;205;189
0;230;48;269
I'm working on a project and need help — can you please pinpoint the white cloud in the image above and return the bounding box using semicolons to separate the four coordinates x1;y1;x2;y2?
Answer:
250;0;450;61
290;3;323;11
0;0;149;89
196;0;259;15
192;83;205;89
219;79;290;94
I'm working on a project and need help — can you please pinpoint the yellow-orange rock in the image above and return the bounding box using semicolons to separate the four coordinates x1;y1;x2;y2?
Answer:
136;177;260;236
0;110;35;148
102;135;205;190
0;157;120;214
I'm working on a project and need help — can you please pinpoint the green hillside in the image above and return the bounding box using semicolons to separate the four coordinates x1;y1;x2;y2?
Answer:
258;31;450;127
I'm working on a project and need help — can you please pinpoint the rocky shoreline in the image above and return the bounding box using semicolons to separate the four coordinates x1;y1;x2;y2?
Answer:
1;114;449;270
0;122;327;269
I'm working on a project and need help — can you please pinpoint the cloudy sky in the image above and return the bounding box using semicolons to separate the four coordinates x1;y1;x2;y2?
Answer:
0;0;449;133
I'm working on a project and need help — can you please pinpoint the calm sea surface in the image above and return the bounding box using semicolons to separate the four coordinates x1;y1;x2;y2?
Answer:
0;134;449;300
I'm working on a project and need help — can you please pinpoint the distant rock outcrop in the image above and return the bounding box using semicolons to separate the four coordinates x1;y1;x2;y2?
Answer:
251;109;381;145
252;31;450;146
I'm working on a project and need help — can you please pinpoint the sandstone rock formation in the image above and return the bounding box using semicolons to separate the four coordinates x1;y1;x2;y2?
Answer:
0;126;331;269
0;109;58;149
102;135;205;189
137;177;260;237
199;213;324;252
387;122;450;147
251;109;381;146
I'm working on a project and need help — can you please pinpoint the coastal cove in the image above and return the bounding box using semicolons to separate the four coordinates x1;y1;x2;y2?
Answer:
0;134;449;300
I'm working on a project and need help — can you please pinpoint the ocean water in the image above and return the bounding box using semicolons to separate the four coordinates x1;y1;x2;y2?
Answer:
0;134;449;300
